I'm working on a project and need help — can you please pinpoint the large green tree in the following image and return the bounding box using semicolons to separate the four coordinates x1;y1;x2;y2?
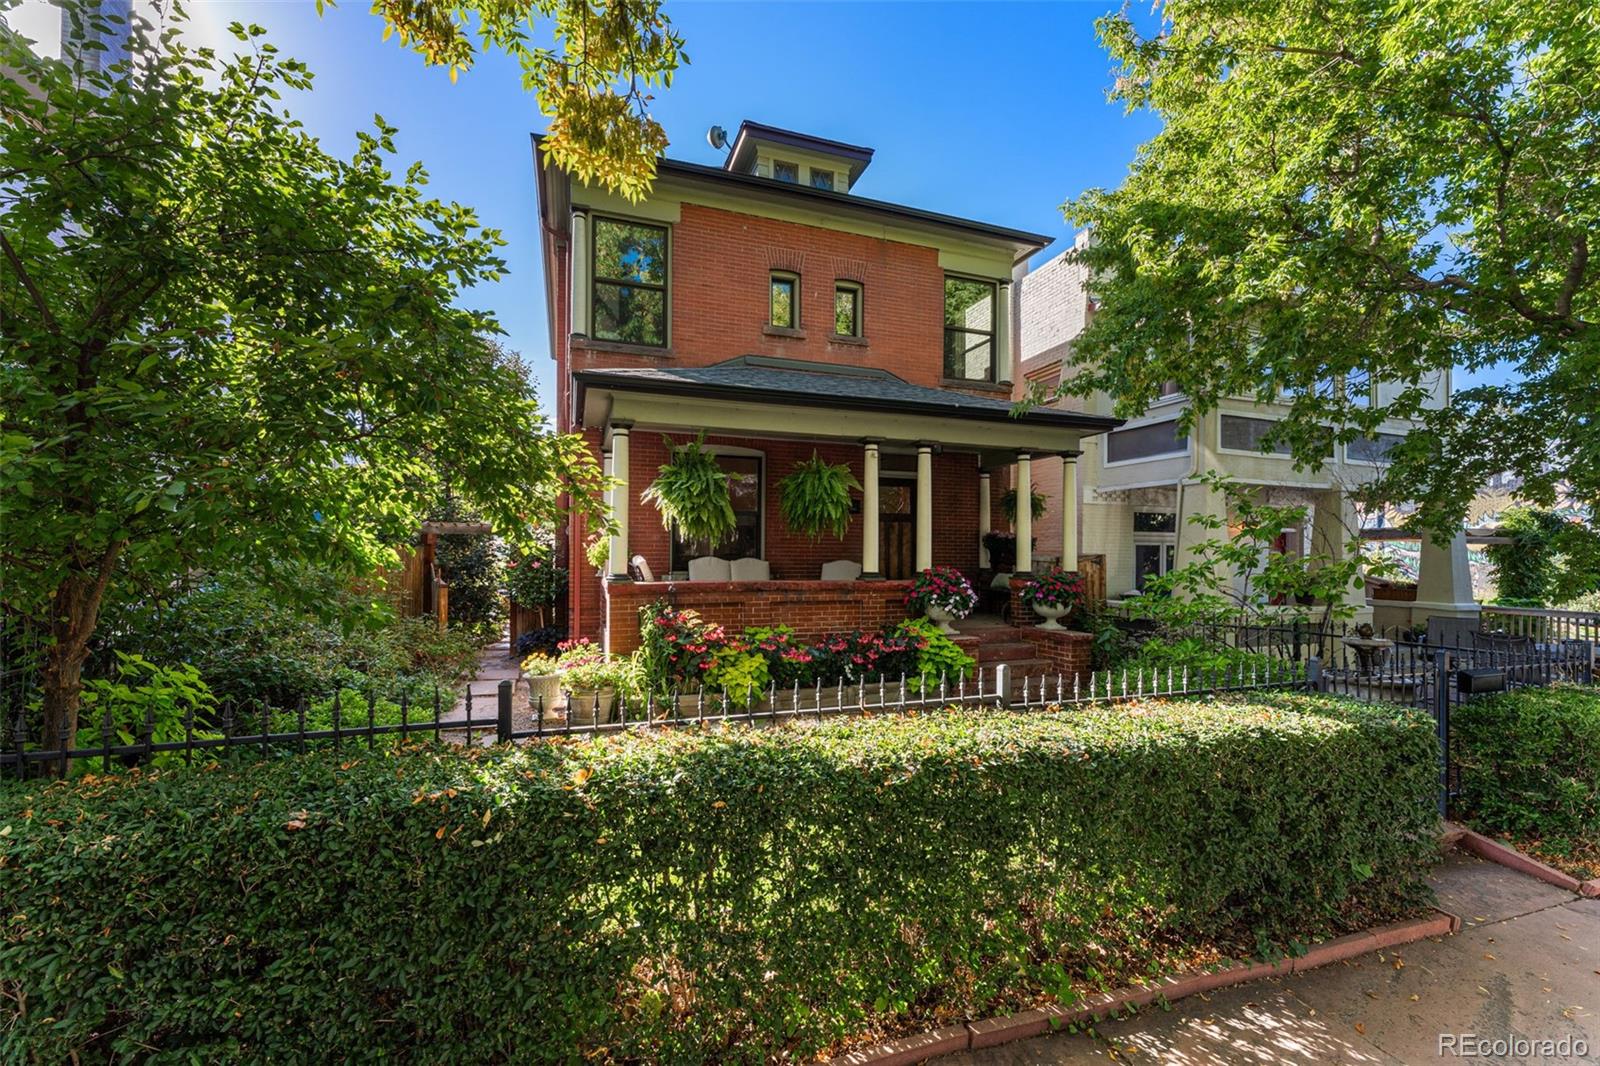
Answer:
348;0;686;199
0;4;605;753
1054;0;1598;557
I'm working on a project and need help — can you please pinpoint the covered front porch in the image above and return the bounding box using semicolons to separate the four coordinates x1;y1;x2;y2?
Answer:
571;357;1119;652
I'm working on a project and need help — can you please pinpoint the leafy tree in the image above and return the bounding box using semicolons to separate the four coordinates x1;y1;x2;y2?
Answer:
1482;505;1597;607
0;6;605;756
1051;0;1599;551
342;0;687;200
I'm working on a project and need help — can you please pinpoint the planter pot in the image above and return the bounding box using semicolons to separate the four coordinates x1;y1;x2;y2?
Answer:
925;604;961;635
1032;602;1069;630
524;672;562;717
564;687;614;727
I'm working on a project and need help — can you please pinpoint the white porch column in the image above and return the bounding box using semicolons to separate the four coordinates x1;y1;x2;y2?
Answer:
995;280;1013;384
914;443;933;572
607;423;631;581
1060;456;1078;572
977;469;992;568
1311;491;1368;618
570;210;591;336
1015;452;1033;574
861;440;882;578
1415;530;1479;619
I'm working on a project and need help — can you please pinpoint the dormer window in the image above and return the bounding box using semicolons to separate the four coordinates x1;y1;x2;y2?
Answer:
773;160;799;184
810;169;835;191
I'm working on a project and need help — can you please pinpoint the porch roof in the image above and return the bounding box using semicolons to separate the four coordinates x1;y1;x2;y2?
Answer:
574;357;1121;448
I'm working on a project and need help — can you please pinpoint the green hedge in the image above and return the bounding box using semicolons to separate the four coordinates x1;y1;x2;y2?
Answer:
1453;684;1600;843
0;694;1439;1063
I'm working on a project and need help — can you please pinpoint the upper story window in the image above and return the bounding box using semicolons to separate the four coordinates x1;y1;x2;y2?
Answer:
1105;418;1189;463
834;282;861;337
810;169;835;191
773;160;799;183
592;217;667;347
943;275;997;382
770;272;799;328
1347;431;1406;464
1220;414;1335;457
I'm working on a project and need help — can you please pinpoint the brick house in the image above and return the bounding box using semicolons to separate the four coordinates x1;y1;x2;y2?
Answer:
532;121;1119;661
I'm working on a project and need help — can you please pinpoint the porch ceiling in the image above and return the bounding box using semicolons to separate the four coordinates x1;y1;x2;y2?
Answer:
576;357;1120;457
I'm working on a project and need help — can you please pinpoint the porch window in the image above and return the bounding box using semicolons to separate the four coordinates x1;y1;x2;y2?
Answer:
943;276;996;382
669;454;763;571
1347;431;1405;464
770;273;798;328
1133;511;1178;592
1105;418;1188;463
592;217;668;347
834;282;861;337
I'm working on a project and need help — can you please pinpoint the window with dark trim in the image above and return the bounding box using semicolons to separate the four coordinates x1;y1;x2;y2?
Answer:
943;275;997;382
770;273;798;328
591;217;667;347
1347;432;1406;464
670;454;763;570
834;282;861;337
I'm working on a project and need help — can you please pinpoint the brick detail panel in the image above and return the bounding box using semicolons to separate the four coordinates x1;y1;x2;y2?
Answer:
607;580;915;657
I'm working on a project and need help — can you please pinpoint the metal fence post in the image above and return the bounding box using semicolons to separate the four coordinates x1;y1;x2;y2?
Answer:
1433;649;1450;820
1305;655;1322;693
497;679;514;744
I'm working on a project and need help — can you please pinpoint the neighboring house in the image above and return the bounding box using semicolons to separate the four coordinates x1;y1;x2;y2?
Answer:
533;121;1120;653
1015;231;1479;631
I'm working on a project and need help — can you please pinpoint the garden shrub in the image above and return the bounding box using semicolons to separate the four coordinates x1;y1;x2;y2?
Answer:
0;693;1439;1063
1452;685;1600;846
1123;635;1297;684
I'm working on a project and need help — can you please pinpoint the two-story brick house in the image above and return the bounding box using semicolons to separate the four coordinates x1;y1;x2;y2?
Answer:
532;121;1120;654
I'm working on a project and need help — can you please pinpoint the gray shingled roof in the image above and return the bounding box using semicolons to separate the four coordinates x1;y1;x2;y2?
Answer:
573;357;1121;432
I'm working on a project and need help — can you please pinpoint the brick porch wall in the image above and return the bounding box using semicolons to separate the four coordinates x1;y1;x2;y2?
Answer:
606;579;915;657
1013;628;1094;681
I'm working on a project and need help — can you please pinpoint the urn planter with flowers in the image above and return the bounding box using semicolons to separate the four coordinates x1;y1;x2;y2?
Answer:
1018;566;1087;630
904;566;977;635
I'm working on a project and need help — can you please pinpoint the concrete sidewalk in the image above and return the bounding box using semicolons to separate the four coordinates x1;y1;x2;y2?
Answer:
949;853;1599;1065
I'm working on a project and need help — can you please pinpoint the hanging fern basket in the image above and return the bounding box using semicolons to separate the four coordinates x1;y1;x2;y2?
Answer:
641;435;737;545
1002;487;1048;525
780;452;862;541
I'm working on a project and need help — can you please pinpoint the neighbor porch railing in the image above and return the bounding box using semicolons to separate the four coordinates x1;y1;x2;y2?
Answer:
1478;604;1600;645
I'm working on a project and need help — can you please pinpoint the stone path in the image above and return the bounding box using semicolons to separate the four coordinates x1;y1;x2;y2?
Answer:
950;852;1600;1065
440;638;526;737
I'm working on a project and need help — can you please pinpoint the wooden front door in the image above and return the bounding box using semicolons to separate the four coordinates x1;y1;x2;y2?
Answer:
880;481;915;579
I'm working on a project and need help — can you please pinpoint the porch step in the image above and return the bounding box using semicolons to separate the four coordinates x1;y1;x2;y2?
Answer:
975;640;1037;663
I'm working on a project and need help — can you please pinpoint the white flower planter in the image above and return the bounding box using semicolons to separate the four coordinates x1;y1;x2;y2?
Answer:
1032;603;1069;630
564;687;614;727
524;673;562;718
925;604;961;635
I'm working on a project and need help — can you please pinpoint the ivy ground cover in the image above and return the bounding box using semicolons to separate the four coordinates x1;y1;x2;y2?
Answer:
0;693;1439;1063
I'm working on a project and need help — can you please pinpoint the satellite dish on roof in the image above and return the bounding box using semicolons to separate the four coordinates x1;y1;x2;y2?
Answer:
706;125;729;151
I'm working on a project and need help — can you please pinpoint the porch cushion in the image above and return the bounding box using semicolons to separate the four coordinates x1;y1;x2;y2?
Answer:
687;556;732;582
730;557;771;582
629;554;655;583
820;560;862;581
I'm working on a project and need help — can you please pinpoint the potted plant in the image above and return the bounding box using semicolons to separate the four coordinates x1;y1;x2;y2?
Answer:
554;639;620;726
905;566;977;635
1001;487;1048;526
519;650;563;716
1018;566;1086;630
642;434;736;544
779;451;861;540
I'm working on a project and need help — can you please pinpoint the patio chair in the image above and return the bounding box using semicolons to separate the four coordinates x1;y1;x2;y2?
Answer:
688;556;732;582
820;560;862;581
629;554;655;582
730;557;771;581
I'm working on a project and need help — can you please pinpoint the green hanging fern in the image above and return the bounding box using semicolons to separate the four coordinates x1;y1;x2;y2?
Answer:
780;452;862;541
1002;487;1048;524
642;435;736;544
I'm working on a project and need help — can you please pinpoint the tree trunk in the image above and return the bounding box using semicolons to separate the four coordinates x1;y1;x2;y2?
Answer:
35;545;123;770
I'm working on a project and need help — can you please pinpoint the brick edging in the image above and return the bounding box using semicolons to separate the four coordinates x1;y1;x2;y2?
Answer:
1450;825;1600;898
835;910;1457;1064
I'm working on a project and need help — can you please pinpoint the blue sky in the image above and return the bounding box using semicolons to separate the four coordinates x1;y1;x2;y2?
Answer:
11;0;1157;402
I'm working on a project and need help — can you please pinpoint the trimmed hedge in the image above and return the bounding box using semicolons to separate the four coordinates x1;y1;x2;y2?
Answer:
1453;684;1600;842
0;694;1439;1063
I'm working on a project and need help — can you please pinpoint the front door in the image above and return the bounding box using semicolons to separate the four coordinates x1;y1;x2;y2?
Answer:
880;481;915;579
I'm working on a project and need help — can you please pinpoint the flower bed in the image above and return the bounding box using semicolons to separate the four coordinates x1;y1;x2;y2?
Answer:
0;693;1440;1062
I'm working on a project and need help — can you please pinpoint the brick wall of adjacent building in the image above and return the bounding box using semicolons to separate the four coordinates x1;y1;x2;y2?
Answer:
1017;230;1092;364
606;579;916;657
